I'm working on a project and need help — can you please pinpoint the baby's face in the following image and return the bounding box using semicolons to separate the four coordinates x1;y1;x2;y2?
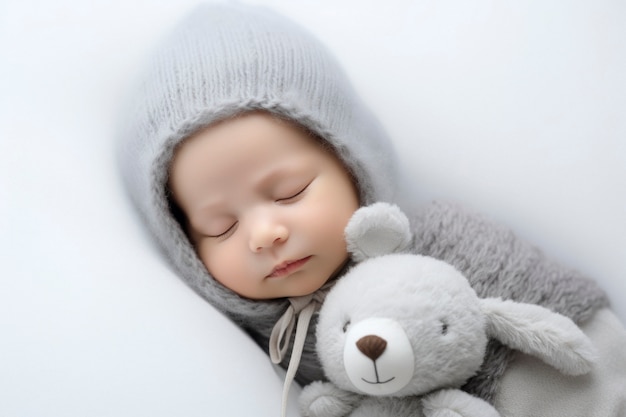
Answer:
169;113;359;299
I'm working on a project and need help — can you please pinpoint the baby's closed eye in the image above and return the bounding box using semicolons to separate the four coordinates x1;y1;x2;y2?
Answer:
275;179;313;204
208;222;238;239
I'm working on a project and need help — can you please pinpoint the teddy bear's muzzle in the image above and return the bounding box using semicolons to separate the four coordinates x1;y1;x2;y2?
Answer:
343;318;415;396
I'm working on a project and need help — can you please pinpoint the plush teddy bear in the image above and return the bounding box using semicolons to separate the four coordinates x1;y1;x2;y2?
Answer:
299;203;597;417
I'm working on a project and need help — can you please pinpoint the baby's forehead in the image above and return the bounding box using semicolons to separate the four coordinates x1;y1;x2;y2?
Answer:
176;111;339;164
169;111;349;192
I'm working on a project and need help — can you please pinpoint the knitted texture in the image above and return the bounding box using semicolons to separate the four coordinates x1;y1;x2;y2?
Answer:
262;200;609;398
409;201;609;402
116;1;609;407
117;3;397;328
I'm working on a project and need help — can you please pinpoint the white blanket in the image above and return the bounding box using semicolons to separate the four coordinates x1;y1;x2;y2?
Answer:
1;1;624;415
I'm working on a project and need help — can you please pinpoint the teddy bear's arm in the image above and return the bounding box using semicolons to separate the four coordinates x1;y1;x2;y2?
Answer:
421;389;500;417
299;381;362;417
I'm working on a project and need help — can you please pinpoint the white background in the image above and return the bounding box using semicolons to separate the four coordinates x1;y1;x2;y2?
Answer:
1;1;624;416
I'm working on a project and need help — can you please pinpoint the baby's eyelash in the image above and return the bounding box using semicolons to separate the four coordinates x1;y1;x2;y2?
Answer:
277;182;311;202
285;187;306;199
209;222;237;239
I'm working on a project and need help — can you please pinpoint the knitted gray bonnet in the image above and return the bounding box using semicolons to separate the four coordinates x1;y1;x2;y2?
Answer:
117;3;397;326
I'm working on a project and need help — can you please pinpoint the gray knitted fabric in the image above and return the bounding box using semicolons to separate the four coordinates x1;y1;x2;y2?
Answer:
409;201;609;401
117;2;396;326
117;2;608;405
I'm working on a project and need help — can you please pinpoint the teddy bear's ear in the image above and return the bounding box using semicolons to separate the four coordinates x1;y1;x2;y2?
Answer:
480;298;597;376
345;202;412;262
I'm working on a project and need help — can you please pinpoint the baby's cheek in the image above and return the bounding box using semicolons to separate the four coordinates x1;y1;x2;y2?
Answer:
200;241;244;291
207;239;269;298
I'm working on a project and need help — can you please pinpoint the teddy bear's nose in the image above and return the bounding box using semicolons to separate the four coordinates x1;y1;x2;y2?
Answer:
356;335;387;361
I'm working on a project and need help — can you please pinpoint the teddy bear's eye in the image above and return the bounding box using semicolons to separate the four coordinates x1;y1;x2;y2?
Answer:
342;320;351;333
440;320;449;335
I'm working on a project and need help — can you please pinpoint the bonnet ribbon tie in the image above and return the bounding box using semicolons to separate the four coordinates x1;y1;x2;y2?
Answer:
269;285;329;417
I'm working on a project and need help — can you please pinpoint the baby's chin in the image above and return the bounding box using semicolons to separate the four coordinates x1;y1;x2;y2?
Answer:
328;257;352;281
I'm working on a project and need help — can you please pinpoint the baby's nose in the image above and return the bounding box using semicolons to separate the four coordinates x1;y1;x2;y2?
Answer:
249;221;289;252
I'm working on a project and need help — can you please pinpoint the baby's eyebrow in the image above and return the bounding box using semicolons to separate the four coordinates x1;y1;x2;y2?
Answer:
196;195;226;213
253;163;300;190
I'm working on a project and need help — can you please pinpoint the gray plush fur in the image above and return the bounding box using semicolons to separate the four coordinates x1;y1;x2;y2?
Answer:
409;201;608;400
300;203;595;417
